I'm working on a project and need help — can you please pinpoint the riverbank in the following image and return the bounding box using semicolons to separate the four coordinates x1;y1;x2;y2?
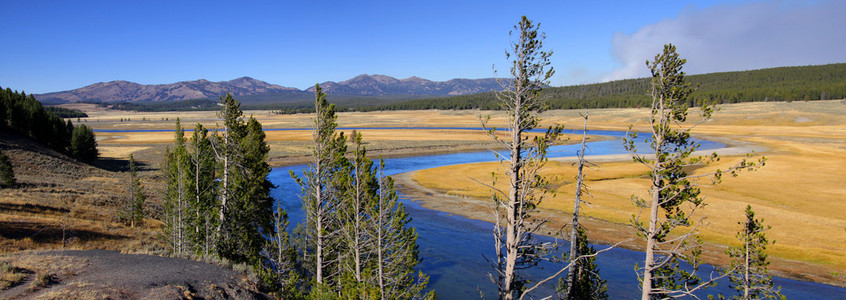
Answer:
391;137;846;288
398;101;846;288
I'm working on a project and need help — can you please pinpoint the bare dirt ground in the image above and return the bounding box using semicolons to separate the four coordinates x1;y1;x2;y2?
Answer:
0;250;268;299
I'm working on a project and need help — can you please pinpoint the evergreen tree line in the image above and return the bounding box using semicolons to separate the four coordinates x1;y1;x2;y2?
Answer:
161;92;274;268
162;90;428;298
0;86;98;163
44;106;89;118
363;63;846;111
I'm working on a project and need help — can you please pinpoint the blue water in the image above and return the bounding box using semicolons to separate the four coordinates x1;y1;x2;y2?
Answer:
268;129;846;299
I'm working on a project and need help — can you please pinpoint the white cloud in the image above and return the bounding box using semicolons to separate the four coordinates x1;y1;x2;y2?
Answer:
603;0;846;81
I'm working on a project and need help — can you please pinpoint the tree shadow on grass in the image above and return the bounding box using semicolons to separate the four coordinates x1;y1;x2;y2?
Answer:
93;158;152;172
92;158;130;172
0;221;129;244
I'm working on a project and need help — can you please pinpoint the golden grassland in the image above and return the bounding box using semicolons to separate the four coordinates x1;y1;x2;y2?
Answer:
409;100;846;285
69;103;596;164
0;132;166;257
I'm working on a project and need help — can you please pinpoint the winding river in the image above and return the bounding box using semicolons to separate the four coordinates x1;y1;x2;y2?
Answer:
265;129;845;299
94;127;845;298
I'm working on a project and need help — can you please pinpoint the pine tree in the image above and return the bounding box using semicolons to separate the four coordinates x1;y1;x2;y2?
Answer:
190;123;217;256
481;16;562;300
211;92;245;260
127;154;146;227
218;116;275;265
333;132;430;298
338;130;376;293
71;124;98;163
626;44;765;299
726;206;784;300
292;84;347;288
0;151;16;188
262;206;303;298
629;44;707;299
162;119;193;254
212;93;276;266
558;227;608;299
368;159;430;299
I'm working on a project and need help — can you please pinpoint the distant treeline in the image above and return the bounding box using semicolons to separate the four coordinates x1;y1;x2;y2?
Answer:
1;86;98;162
92;95;430;114
361;63;846;111
44;106;88;118
92;99;220;112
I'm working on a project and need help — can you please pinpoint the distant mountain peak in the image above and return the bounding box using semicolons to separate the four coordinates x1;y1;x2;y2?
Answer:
307;74;499;96
35;77;301;103
35;75;502;103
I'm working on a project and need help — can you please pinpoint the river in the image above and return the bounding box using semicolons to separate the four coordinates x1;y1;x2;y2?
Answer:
267;129;846;299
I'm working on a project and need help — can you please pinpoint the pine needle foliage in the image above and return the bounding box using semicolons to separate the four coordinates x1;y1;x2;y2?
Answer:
725;206;784;300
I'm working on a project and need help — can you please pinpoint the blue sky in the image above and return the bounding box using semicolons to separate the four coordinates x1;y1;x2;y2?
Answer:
1;0;844;94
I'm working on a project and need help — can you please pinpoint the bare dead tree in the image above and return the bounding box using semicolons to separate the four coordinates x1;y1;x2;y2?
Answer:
565;114;589;298
557;113;609;300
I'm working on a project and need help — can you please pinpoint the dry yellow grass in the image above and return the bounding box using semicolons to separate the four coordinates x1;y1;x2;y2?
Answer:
80;102;594;162
412;100;846;276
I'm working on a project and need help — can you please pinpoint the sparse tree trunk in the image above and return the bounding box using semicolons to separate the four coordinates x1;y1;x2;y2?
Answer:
565;114;588;299
316;176;324;284
745;236;750;300
219;154;228;230
503;100;522;300
640;124;663;300
377;172;386;298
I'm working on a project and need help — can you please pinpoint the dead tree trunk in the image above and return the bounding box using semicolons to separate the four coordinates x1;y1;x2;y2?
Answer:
565;113;588;298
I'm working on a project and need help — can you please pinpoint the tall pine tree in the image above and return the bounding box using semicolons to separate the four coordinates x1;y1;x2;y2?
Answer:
163;119;193;254
212;93;276;266
292;84;347;288
127;154;145;227
481;16;562;300
368;159;430;299
190;123;217;256
626;44;765;299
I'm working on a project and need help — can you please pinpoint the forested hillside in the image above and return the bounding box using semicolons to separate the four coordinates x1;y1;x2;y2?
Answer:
0;86;98;162
365;63;846;111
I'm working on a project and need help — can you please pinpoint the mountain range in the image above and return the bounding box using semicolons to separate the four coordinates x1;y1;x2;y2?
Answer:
35;75;503;104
